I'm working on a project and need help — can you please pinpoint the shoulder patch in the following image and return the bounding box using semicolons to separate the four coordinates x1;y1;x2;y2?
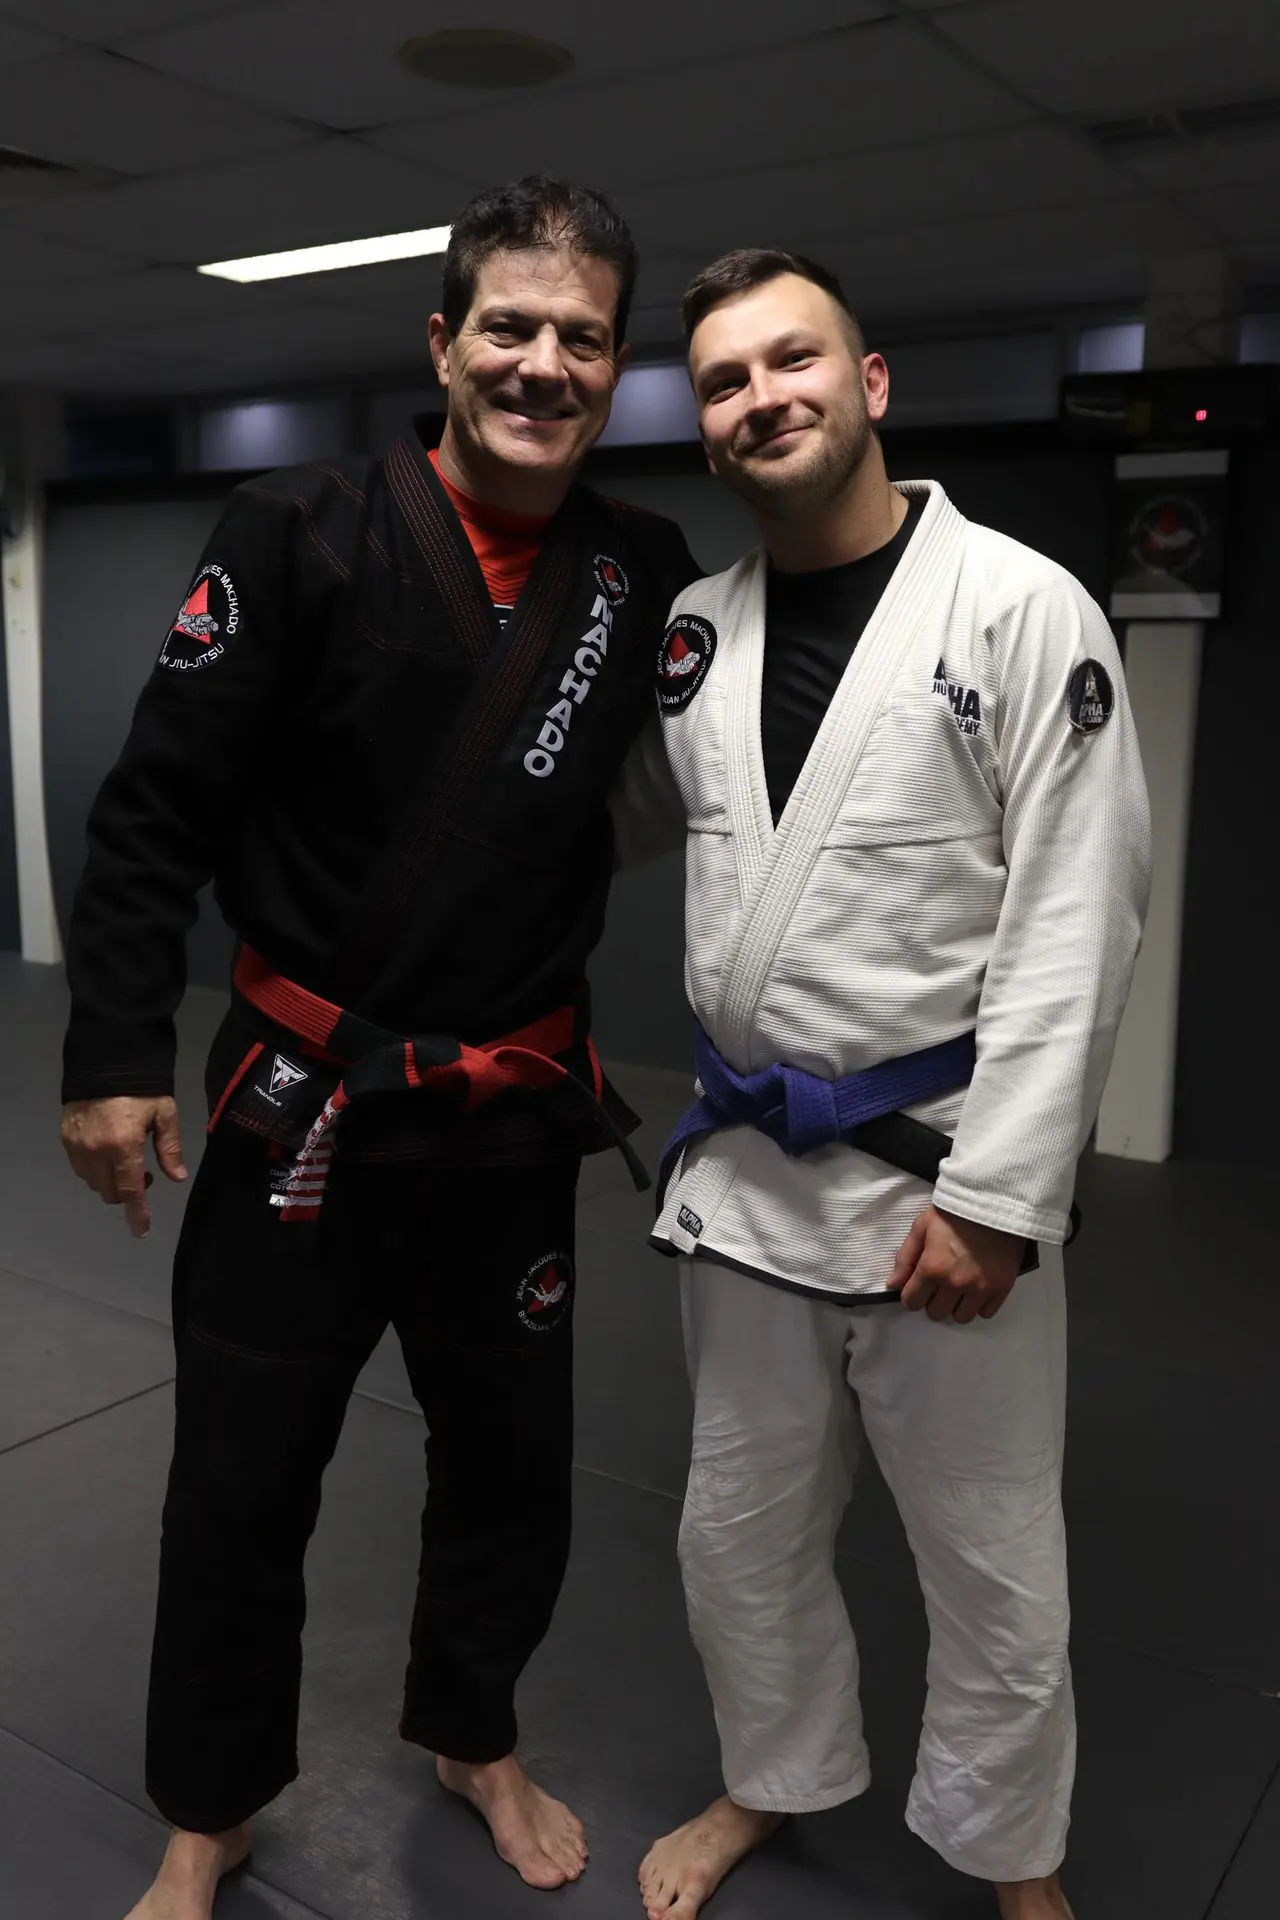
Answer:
1067;659;1114;735
657;615;717;714
159;564;240;673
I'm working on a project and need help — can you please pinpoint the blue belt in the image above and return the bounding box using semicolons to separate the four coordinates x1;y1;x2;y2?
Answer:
658;1025;978;1208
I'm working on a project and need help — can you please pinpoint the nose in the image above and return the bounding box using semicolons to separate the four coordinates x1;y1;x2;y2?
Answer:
744;366;786;418
519;324;566;385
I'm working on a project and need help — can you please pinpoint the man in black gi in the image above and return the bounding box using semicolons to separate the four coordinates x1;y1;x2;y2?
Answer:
60;175;697;1920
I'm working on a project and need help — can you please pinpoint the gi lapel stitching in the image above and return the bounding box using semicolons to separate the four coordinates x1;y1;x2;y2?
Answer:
323;490;581;1005
722;552;774;905
714;482;964;1058
385;436;493;672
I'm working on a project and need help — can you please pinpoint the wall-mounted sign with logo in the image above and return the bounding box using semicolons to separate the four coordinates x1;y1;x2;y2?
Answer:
1109;449;1228;621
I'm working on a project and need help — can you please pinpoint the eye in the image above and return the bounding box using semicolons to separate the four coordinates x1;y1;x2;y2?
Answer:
781;351;814;369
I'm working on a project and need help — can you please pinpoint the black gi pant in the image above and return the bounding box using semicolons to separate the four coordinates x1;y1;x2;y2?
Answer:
146;1120;580;1834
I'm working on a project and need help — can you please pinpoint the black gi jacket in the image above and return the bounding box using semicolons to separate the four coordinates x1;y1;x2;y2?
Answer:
62;422;698;1128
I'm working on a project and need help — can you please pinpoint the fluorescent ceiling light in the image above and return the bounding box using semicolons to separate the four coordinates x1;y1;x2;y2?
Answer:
198;225;451;284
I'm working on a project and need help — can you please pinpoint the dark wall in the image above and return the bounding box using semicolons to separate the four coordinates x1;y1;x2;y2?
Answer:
1173;447;1280;1167
0;583;19;954
43;485;234;987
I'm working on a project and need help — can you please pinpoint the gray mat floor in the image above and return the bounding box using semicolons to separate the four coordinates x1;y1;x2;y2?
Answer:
0;954;1275;1918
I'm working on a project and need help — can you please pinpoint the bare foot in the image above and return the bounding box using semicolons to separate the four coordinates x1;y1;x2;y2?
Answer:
437;1754;587;1889
639;1797;784;1918
996;1875;1075;1920
124;1825;252;1919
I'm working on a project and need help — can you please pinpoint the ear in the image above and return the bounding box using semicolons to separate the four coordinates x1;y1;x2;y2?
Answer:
611;340;631;386
428;312;453;388
862;350;890;425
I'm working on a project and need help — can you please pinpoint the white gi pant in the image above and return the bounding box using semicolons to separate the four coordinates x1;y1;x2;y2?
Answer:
678;1249;1073;1883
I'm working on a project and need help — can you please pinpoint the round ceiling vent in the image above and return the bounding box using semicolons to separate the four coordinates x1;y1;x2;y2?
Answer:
399;30;574;89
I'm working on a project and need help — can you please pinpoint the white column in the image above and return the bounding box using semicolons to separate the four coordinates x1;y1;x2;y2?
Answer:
1094;621;1201;1159
1;394;63;965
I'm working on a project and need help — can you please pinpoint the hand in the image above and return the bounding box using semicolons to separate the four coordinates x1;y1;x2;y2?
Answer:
60;1096;188;1240
889;1204;1025;1324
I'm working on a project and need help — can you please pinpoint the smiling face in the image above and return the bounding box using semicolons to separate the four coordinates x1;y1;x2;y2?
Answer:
688;273;888;518
429;246;626;494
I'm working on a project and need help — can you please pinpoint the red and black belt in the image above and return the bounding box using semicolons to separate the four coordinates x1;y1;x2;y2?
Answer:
210;947;650;1219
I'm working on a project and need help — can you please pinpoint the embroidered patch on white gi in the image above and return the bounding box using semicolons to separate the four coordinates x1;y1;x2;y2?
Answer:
1067;659;1114;734
931;656;983;737
657;616;717;715
677;1205;704;1238
594;553;629;607
516;1252;574;1333
269;1054;309;1096
159;564;240;673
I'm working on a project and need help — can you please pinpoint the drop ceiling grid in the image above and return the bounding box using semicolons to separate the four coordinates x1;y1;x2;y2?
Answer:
110;0;896;130
933;0;1280;115
0;0;1275;391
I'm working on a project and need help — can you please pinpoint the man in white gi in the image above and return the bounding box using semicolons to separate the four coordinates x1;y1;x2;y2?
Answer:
637;250;1151;1920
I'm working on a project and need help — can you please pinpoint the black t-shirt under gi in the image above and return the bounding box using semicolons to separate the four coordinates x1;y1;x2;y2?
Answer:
761;495;925;823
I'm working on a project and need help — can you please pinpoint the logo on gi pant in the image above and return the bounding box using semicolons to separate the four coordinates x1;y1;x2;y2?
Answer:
1067;659;1114;734
593;554;629;606
269;1054;309;1096
657;615;717;714
516;1252;574;1334
159;564;240;672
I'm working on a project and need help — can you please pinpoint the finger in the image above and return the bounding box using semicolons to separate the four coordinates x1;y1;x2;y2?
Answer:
115;1150;152;1239
898;1267;936;1312
889;1213;929;1290
153;1106;188;1183
979;1289;1012;1319
952;1291;984;1325
927;1283;963;1323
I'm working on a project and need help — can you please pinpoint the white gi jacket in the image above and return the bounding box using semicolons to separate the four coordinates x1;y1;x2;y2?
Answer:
649;480;1152;1300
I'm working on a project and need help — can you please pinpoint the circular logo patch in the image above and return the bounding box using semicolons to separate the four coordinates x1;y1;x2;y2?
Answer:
1128;492;1207;579
1067;659;1114;735
516;1252;574;1334
657;615;717;715
159;563;240;672
594;553;629;607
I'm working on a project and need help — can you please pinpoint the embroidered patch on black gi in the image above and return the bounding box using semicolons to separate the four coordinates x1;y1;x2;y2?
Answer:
677;1205;704;1238
594;553;629;607
517;1253;574;1334
1067;659;1114;734
159;563;240;672
657;615;717;714
931;657;983;737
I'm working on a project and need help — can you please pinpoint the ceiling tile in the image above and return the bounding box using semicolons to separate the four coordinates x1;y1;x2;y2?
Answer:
373;19;1022;191
122;0;894;132
0;221;139;281
0;17;63;64
0;1;278;39
0;47;313;176
937;0;1280;117
618;124;1131;257
12;140;472;263
0;266;300;339
1175;186;1280;249
1127;129;1280;194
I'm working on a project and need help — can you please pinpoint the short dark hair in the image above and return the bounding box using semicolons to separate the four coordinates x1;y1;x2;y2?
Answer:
442;174;637;349
681;247;864;354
